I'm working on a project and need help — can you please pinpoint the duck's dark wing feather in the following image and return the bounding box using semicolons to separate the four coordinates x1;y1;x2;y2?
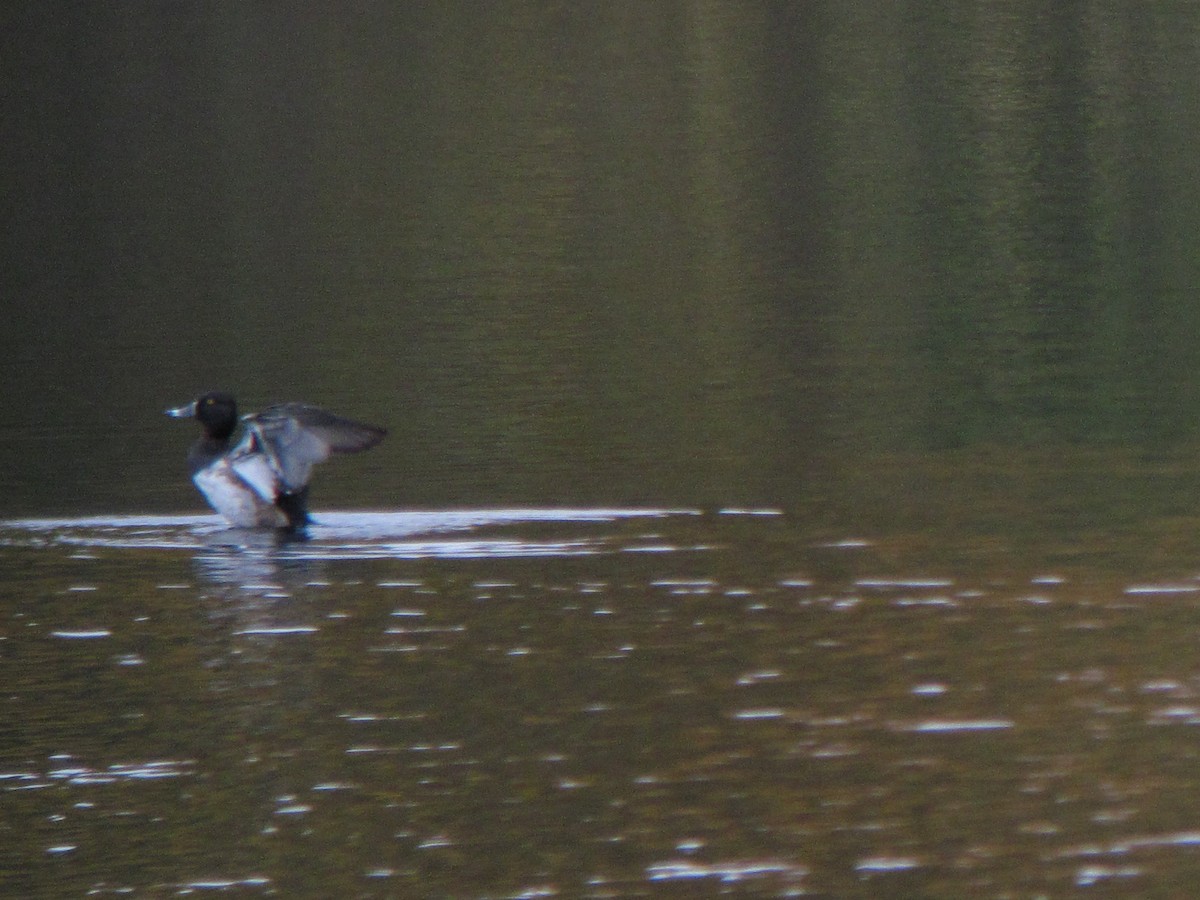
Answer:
242;404;387;492
259;404;387;453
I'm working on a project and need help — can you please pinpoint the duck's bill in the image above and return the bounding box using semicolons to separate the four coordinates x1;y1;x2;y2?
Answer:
165;401;198;419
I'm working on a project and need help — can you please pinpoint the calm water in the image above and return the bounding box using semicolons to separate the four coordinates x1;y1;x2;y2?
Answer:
7;3;1200;897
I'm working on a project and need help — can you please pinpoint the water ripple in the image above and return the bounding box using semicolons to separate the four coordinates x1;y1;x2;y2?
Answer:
646;858;808;884
0;509;699;563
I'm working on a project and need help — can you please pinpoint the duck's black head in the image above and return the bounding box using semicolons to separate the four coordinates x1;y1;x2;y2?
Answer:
165;391;239;441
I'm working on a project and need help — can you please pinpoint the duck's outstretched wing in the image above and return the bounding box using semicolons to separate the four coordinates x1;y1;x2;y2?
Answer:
241;404;387;493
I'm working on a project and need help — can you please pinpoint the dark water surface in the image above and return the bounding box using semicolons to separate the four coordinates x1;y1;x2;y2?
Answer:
7;510;1200;897
7;3;1200;897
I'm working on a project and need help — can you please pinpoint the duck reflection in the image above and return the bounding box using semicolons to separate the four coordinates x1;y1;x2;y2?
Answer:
189;529;334;677
186;529;338;800
192;527;319;592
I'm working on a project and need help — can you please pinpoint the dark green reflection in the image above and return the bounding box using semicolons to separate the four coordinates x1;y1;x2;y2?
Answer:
3;4;1200;539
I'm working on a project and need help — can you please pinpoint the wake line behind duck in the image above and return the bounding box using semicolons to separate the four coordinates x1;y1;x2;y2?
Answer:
166;391;386;530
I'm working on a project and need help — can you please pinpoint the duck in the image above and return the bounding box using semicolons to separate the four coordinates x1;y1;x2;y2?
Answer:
166;391;387;530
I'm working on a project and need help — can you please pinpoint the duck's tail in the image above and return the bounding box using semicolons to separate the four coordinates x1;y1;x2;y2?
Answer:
276;487;311;531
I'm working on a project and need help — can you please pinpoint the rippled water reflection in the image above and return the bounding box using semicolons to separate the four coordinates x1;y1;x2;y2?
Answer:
5;509;1200;896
